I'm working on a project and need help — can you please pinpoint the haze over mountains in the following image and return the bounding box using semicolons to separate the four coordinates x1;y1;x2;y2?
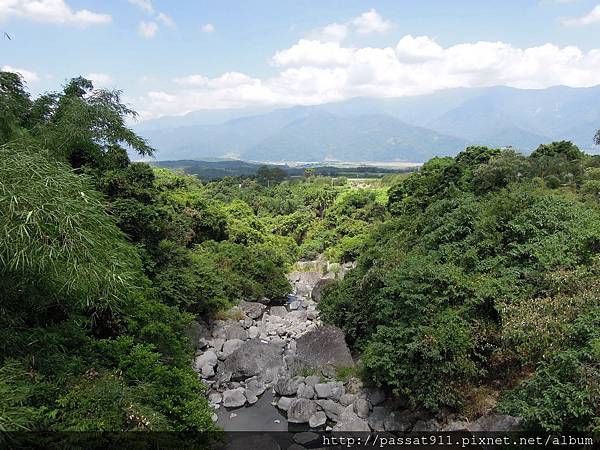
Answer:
136;85;600;163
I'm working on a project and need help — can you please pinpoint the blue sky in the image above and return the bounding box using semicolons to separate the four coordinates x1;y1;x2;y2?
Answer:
2;0;600;119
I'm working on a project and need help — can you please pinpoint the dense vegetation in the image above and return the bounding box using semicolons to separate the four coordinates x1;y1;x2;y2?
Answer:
0;73;389;432
2;71;600;434
320;143;600;432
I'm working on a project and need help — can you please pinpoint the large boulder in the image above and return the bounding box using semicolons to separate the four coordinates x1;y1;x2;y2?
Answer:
222;388;246;408
194;350;217;372
222;339;244;357
223;339;284;381
287;398;318;424
295;325;354;371
311;277;335;302
288;271;323;297
225;325;248;341
332;405;370;432
238;301;267;319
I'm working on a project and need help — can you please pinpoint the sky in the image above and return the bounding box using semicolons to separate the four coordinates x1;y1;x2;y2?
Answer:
1;0;600;120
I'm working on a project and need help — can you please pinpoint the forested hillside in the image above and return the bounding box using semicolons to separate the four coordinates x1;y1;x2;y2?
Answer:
2;72;600;435
320;142;600;432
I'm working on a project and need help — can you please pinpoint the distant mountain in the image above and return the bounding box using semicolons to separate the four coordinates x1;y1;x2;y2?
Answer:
135;85;600;163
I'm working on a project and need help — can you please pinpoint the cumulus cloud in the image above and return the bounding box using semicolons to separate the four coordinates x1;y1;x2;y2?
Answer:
562;4;600;26
128;0;154;14
85;72;113;88
2;64;39;83
0;0;111;26
136;35;600;119
138;20;158;38
309;9;392;42
351;9;393;34
157;12;174;27
201;23;214;33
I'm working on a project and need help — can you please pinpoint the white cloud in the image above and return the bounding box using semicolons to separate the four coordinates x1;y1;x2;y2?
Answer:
201;23;214;33
138;20;158;38
562;4;600;26
85;72;113;88
128;0;154;14
136;35;600;119
309;9;392;42
0;0;111;26
157;12;174;27
2;64;39;83
351;9;393;34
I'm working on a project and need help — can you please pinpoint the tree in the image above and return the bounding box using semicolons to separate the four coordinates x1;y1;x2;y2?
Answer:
256;165;287;187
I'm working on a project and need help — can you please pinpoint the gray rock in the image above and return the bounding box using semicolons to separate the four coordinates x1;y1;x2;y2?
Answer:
194;350;217;371
208;392;222;404
354;398;370;419
365;387;386;406
223;339;284;381
248;326;260;339
309;411;327;428
222;388;246;408
332;405;371;432
330;383;345;401
211;413;218;423
474;414;522;431
368;406;387;431
287;398;318;424
339;393;355;407
245;379;267;398
210;338;225;352
275;376;304;396
297;383;316;399
315;383;332;399
226;325;248;341
197;338;208;350
222;339;244;356
242;317;253;329
311;277;335;302
245;390;258;405
277;396;293;411
270;306;288;317
305;375;321;386
315;399;343;422
289;300;300;310
295;326;354;371
239;300;267;319
201;364;215;378
293;431;320;445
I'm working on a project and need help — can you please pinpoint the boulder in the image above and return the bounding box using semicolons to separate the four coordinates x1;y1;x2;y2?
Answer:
368;406;387;431
248;326;260;339
311;277;336;302
384;410;418;432
201;364;215;378
315;383;332;399
238;301;267;319
225;325;248;341
330;382;345;401
222;339;244;356
222;388;246;408
315;399;343;422
287;398;318;424
295;326;354;371
474;414;522;431
276;396;293;411
194;350;217;371
305;375;321;386
275;376;304;396
339;394;355;407
297;383;316;399
332;405;370;432
245;379;267;398
354;398;370;419
208;392;222;404
290;271;323;297
209;338;225;352
269;306;288;317
309;411;327;428
223;339;284;381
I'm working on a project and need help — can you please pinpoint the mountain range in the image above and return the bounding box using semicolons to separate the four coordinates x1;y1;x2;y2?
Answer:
135;85;600;163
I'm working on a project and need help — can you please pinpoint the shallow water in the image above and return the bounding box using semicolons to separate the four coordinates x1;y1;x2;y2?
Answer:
217;390;288;431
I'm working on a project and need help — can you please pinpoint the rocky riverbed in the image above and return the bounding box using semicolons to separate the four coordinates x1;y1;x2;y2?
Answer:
192;258;521;435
